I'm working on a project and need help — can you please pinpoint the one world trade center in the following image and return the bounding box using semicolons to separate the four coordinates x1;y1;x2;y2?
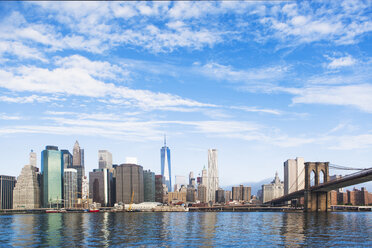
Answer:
161;135;172;192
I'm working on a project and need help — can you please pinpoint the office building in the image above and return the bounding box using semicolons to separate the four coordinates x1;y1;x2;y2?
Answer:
262;172;284;203
161;136;172;192
98;150;113;170
72;141;85;199
64;168;77;208
41;146;63;208
61;150;73;169
116;163;144;204
13;164;40;209
155;175;165;203
0;175;16;209
215;188;225;203
186;187;197;202
284;157;305;195
201;166;208;186
208;149;218;202
225;190;232;203
89;168;112;207
198;184;207;203
29;150;37;167
143;170;155;202
174;175;186;192
167;191;186;204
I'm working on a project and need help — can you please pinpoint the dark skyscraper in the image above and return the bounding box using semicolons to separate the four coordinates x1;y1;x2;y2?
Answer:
155;175;164;203
72;141;84;199
161;136;172;192
116;164;144;204
89;168;112;207
61;150;73;169
0;175;16;209
143;170;155;202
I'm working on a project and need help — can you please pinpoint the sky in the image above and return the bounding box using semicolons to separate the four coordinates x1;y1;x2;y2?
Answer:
0;1;371;189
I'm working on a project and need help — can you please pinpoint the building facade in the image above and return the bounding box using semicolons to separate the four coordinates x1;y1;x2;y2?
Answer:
72;141;85;199
155;175;165;203
116;164;144;204
61;150;73;169
13;164;40;209
89;168;112;207
215;188;225;203
41;146;63;208
0;175;16;209
208;149;218;202
161;136;172;192
232;185;251;202
143;170;155;202
64;168;77;208
284;157;305;195
98;150;113;170
29;150;37;167
198;184;207;203
262;172;284;203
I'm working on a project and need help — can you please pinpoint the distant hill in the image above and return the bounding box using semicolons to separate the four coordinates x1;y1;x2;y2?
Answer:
221;178;273;196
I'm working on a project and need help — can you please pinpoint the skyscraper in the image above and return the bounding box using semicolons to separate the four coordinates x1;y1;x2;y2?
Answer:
13;164;40;209
29;150;37;167
207;149;218;203
61;150;73;169
72;141;85;199
160;136;172;192
89;168;112;207
143;170;155;202
0;175;16;209
64;168;77;208
284;157;305;195
98;150;113;170
41;146;63;208
116;163;144;204
262;172;284;203
155;175;165;203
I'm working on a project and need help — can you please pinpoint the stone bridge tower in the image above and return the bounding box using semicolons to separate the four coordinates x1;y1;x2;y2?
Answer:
304;162;330;212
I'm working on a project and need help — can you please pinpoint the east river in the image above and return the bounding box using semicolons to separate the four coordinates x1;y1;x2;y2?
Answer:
0;212;371;247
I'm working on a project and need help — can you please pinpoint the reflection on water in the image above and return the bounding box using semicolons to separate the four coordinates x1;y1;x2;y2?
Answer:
0;212;371;247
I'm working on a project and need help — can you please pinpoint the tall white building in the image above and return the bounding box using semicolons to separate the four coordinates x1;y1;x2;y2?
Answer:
98;150;113;169
201;166;208;186
284;157;305;195
29;150;37;167
207;149;218;203
262;172;284;203
64;168;77;208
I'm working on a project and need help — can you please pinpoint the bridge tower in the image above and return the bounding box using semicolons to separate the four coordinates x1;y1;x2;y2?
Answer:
304;162;330;212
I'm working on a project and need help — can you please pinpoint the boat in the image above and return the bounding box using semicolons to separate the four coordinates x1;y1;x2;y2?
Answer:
45;209;59;213
89;209;100;213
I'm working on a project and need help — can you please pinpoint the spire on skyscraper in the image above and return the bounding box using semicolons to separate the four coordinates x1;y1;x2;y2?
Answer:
164;134;166;147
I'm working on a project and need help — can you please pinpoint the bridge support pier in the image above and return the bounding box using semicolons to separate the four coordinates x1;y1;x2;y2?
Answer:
304;162;330;212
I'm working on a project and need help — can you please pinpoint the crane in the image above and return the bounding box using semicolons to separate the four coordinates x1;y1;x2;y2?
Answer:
128;190;134;211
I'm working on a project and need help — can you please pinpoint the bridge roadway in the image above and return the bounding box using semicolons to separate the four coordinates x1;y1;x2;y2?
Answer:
268;167;372;205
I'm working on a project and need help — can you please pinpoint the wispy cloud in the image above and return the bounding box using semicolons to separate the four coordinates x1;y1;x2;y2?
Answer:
327;55;356;69
0;94;65;103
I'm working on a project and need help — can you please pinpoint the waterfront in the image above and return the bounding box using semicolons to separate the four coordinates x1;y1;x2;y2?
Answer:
0;212;371;247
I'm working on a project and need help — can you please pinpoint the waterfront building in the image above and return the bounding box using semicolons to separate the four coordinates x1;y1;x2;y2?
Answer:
0;175;16;209
61;150;73;169
160;136;172;192
198;184;207;203
167;191;186;204
41;146;63;208
29;150;37;167
72;141;85;199
64;168;77;208
81;176;89;208
13;164;40;209
201;166;208;186
186;187;197;202
284;157;305;195
89;168;112;207
155;175;164;203
116;163;144;204
232;185;251;202
98;150;113;170
262;172;284;203
208;149;218;202
215;188;225;203
225;190;232;203
143;170;155;202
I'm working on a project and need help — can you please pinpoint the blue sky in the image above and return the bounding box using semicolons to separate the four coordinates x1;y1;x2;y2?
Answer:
0;1;372;188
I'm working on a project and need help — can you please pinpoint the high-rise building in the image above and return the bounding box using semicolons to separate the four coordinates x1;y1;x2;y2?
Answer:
81;176;89;208
198;184;207;203
98;150;113;170
189;171;194;185
143;170;155;202
72;141;85;199
201;166;208;186
0;175;16;209
13;164;40;209
116;163;144;204
155;175;165;203
61;150;73;169
41;146;63;208
89;168;112;207
161;136;172;192
215;188;225;203
284;157;305;195
262;172;284;203
232;185;251;202
186;187;197;202
208;149;218;203
29;150;37;167
225;190;232;203
64;168;77;208
174;175;187;192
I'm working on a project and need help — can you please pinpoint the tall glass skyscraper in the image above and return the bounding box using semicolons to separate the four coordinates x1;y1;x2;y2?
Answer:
160;136;172;192
41;146;63;208
208;149;218;203
72;141;84;199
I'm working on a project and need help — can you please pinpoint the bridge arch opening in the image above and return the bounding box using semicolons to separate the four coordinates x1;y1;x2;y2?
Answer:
310;170;316;187
319;170;325;184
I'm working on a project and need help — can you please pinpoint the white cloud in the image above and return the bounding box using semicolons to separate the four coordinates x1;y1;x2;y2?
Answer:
230;106;282;115
328;56;356;69
0;113;22;120
0;95;64;103
330;134;372;150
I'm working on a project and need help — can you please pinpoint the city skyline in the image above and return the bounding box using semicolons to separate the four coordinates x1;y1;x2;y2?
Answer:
0;1;372;186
